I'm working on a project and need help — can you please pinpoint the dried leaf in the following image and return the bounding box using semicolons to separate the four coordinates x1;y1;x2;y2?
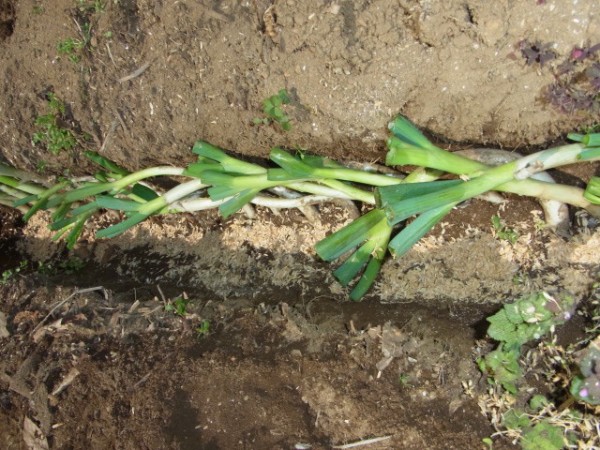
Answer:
23;417;49;450
0;311;9;338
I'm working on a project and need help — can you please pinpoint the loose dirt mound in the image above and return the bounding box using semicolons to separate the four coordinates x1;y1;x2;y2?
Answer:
1;0;599;172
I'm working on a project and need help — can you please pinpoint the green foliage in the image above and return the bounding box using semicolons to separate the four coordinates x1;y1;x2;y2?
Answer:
520;421;564;450
76;0;106;13
196;320;210;337
36;257;86;275
584;176;600;204
0;261;28;285
478;292;584;448
5;115;600;301
479;292;574;392
477;345;522;393
503;409;565;450
33;94;77;154
57;38;86;63
491;215;519;244
165;297;189;317
486;292;571;346
254;89;292;131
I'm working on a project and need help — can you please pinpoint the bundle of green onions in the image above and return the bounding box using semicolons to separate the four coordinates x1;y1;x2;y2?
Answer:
1;117;599;300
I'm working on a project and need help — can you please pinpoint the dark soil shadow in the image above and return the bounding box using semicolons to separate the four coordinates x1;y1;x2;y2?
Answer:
1;200;597;449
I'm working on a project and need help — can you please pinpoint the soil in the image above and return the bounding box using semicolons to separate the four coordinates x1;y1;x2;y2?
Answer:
0;1;600;449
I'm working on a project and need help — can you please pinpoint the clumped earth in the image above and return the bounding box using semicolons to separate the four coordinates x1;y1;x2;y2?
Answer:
0;1;600;449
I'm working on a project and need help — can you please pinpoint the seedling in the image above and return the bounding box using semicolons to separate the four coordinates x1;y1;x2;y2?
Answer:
475;291;600;448
57;38;86;63
0;261;28;285
32;93;77;154
36;257;85;276
165;296;189;317
491;215;519;244
195;320;210;337
76;0;106;14
253;89;292;131
570;284;600;406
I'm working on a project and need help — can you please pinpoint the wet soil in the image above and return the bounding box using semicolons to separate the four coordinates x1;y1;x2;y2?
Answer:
1;1;600;449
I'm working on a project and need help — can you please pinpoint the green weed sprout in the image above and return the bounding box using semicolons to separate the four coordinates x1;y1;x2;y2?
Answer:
165;296;189;317
0;261;28;285
3;116;600;300
254;89;293;131
57;38;85;63
491;215;519;245
32;94;77;154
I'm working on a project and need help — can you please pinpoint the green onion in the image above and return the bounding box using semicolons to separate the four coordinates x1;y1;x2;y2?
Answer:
316;208;392;301
52;166;184;206
192;141;264;175
23;181;69;222
84;151;129;177
584;177;600;204
97;178;205;238
388;204;455;258
387;116;439;150
270;148;401;186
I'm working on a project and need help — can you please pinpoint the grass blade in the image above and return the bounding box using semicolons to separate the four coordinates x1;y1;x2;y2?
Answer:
84;151;129;177
96;211;150;239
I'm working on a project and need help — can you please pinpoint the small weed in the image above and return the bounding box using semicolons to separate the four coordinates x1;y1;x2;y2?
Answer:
511;273;527;286
32;5;44;14
503;408;565;450
165;296;189;317
478;292;574;392
518;40;556;66
195;320;210;337
57;37;86;63
491;215;519;245
476;290;600;448
33;93;77;155
253;89;292;131
77;0;106;14
397;373;411;387
570;285;600;406
36;257;85;276
0;261;28;285
543;42;600;114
